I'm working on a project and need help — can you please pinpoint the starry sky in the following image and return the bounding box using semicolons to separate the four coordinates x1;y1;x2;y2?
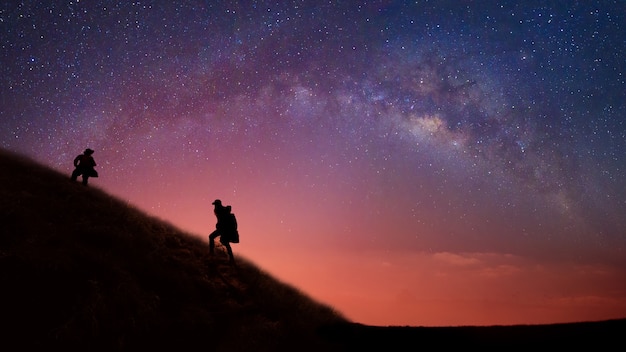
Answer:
2;1;626;326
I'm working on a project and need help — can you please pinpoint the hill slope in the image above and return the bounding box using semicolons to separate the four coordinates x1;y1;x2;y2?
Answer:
1;149;624;351
0;149;347;351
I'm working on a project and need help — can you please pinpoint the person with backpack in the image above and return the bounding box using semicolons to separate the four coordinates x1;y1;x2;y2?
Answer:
71;148;98;186
209;199;239;264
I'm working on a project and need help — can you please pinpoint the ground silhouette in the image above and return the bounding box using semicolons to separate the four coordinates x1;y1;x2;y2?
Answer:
0;148;624;351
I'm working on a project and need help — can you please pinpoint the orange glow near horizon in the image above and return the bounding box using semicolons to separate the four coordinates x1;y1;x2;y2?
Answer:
95;185;626;327
236;245;626;326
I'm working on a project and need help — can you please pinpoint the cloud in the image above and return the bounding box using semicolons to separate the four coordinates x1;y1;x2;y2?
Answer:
432;251;481;266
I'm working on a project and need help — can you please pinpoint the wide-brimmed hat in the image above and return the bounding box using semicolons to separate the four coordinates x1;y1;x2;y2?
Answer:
84;148;94;155
212;199;222;205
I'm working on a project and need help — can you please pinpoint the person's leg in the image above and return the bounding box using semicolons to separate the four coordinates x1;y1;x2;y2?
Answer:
71;169;80;181
208;230;219;254
223;241;234;263
82;174;89;185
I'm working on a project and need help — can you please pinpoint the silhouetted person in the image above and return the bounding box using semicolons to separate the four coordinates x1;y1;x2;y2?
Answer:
71;148;98;185
209;199;238;264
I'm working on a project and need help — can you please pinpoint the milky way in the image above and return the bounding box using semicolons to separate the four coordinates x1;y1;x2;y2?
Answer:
2;1;626;326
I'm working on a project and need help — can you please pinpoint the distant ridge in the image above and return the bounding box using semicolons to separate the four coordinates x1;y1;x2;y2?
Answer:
1;148;624;351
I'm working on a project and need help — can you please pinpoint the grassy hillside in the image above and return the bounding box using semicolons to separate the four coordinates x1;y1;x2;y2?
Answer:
0;149;347;351
1;149;624;351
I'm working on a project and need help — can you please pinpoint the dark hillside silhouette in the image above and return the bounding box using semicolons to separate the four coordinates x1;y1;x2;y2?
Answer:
0;149;345;351
0;148;624;351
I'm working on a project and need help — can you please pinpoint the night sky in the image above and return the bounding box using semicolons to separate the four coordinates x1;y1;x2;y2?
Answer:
2;1;626;326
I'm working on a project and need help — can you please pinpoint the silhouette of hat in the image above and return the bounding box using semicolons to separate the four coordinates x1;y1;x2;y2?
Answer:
84;148;94;155
212;199;222;205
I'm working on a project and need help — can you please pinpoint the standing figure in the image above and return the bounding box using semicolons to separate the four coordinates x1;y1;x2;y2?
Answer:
209;199;237;263
71;148;98;185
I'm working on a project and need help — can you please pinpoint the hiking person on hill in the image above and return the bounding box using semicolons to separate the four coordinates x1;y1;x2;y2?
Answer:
71;148;98;186
209;199;238;264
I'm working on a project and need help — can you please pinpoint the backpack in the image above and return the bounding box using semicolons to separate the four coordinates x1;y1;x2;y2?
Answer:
223;213;239;244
